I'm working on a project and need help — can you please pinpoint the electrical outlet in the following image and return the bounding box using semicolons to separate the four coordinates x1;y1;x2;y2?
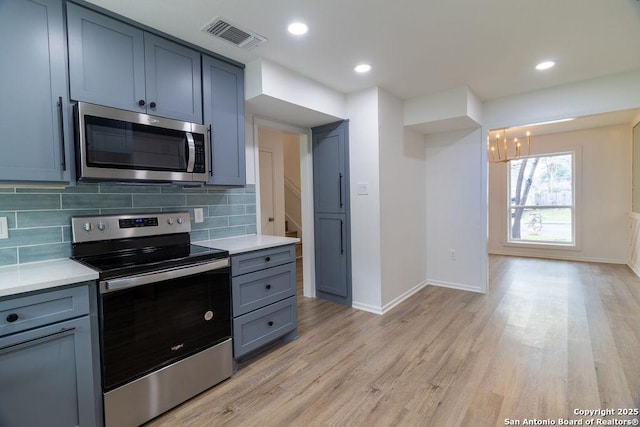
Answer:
449;249;456;261
0;217;8;239
194;208;204;223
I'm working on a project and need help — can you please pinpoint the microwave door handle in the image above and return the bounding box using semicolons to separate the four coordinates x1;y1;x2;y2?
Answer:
186;132;196;172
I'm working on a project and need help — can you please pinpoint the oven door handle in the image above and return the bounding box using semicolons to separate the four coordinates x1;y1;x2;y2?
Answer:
100;258;229;293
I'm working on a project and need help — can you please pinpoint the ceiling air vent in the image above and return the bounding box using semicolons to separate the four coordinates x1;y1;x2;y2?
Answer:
201;17;267;49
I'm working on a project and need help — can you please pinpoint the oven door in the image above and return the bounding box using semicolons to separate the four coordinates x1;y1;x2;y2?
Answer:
98;259;230;392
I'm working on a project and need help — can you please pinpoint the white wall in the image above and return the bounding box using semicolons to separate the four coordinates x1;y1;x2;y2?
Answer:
347;88;383;312
484;70;640;130
629;213;640;276
244;112;257;185
425;128;486;292
488;124;632;263
283;133;302;235
283;134;301;189
378;89;428;309
245;58;347;127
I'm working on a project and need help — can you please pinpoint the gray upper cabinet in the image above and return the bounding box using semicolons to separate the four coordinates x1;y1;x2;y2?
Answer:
144;33;202;123
67;3;203;123
0;0;73;183
203;55;246;186
67;3;145;114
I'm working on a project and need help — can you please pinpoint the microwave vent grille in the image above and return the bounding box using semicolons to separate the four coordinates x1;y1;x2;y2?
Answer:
201;17;267;49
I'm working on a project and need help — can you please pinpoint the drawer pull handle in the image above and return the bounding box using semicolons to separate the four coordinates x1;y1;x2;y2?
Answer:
6;313;19;323
266;284;271;290
268;321;274;326
138;99;146;106
265;256;271;262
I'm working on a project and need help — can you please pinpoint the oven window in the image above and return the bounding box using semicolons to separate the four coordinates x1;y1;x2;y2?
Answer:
85;116;187;171
100;268;231;391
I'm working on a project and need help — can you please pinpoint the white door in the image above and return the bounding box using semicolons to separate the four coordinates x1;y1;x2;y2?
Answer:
258;127;285;236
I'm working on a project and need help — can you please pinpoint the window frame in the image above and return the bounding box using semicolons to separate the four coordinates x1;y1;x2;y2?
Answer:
505;150;578;249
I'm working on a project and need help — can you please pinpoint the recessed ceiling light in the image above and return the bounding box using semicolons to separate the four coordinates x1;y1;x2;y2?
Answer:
354;63;371;73
287;22;308;35
535;60;556;71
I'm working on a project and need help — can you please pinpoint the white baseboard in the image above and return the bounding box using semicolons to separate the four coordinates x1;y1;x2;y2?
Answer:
352;280;431;315
351;301;383;315
488;250;626;265
427;279;484;294
380;280;429;314
628;261;640;278
352;279;480;315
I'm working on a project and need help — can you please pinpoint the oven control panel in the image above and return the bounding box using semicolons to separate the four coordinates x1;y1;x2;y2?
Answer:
119;217;159;228
71;212;191;243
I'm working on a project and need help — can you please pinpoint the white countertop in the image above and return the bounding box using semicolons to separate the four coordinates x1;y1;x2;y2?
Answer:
194;234;300;254
0;234;298;298
0;259;99;299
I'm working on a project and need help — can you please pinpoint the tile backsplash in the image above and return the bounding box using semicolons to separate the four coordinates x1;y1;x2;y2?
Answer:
0;183;256;266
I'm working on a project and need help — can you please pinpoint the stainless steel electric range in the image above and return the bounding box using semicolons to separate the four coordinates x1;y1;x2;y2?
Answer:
71;211;232;427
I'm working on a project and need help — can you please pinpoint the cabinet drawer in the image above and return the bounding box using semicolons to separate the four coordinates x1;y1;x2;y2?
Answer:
233;296;296;358
0;285;90;337
232;263;295;316
231;245;295;276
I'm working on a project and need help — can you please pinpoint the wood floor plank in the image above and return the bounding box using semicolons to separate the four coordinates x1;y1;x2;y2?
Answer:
145;256;640;427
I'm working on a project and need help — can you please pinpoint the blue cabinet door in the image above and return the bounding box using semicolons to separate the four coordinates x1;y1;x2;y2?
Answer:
312;122;348;214
67;2;146;113
314;213;351;305
203;55;246;186
0;316;98;427
144;34;203;123
0;0;72;183
312;121;352;307
67;4;202;123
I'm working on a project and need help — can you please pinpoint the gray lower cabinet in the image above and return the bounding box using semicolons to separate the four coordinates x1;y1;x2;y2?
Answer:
67;3;203;123
0;0;73;183
0;284;101;427
231;245;298;359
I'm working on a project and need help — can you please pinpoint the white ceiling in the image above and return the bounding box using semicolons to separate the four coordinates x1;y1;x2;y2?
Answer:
497;109;640;139
84;0;640;134
86;0;640;103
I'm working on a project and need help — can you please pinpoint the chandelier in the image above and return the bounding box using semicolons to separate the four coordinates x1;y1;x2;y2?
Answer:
487;129;531;163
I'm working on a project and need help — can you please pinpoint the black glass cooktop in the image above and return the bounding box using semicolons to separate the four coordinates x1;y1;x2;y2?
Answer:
72;234;228;280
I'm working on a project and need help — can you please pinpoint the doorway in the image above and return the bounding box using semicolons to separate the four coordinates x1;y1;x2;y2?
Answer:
254;118;315;298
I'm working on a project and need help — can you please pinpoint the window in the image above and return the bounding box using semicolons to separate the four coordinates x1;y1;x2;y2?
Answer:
508;152;574;245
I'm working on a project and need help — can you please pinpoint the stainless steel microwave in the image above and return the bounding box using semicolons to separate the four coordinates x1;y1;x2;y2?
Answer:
75;102;209;183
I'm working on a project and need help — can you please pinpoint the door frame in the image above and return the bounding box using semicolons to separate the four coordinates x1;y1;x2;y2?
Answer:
253;116;316;298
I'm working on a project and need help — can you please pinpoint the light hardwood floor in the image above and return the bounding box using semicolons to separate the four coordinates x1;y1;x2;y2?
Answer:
146;256;640;426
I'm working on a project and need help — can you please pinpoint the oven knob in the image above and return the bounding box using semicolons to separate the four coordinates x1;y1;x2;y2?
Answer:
167;218;174;225
83;222;92;232
97;223;106;231
177;217;184;225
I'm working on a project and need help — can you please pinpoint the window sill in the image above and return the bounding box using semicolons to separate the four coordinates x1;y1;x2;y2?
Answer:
504;240;581;252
